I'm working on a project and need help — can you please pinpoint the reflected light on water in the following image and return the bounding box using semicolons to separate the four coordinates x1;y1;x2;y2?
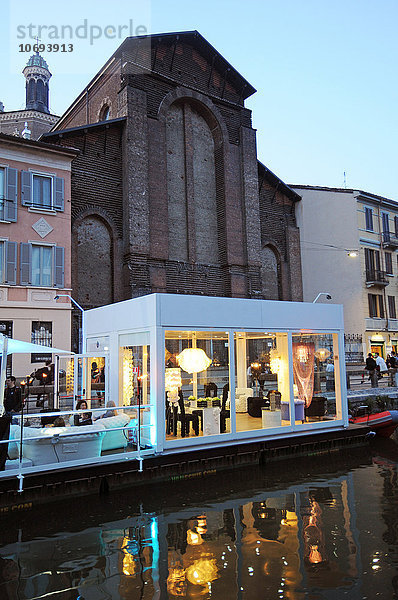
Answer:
0;441;397;599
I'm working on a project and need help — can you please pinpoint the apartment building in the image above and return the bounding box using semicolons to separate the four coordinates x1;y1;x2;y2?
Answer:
294;185;398;360
0;133;77;377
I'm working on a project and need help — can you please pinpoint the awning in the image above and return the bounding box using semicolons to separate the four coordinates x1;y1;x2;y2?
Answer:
1;337;72;355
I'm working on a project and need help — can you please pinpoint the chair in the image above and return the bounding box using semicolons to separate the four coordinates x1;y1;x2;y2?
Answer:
220;384;231;433
178;392;199;437
204;382;218;398
166;391;199;437
305;396;327;419
247;396;269;418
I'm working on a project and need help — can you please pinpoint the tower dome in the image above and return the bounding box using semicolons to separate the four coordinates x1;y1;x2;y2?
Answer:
23;52;51;114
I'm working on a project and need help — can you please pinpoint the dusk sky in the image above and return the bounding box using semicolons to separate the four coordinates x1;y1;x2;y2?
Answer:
2;0;397;200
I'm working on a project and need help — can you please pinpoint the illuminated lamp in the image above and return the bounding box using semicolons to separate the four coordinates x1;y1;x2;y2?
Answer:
314;348;331;361
296;344;310;362
187;529;203;545
165;368;182;404
177;348;211;374
269;349;282;374
185;558;218;586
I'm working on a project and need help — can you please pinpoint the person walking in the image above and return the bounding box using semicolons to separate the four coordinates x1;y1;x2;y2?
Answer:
365;353;378;388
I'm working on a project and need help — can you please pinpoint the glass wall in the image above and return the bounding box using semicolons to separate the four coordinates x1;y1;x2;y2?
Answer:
292;332;339;423
119;332;152;447
234;332;291;432
165;331;230;439
56;354;107;411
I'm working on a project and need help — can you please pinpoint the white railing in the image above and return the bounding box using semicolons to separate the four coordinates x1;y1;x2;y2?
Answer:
365;318;387;331
0;405;155;492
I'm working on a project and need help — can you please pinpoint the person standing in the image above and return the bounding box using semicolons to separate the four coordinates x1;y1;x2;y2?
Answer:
3;377;23;417
391;350;398;386
365;353;378;388
325;359;335;391
375;353;388;379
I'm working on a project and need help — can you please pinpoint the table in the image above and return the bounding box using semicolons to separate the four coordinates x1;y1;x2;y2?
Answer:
262;409;282;428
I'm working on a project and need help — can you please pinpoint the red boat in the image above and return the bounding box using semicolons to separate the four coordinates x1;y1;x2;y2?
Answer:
349;409;398;438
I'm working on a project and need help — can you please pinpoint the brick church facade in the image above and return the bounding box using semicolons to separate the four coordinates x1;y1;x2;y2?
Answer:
44;31;302;341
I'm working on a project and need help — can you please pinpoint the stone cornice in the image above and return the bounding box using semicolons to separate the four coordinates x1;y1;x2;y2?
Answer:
0;110;59;123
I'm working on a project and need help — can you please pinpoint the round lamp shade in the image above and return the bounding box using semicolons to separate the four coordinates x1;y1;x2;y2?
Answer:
177;348;211;374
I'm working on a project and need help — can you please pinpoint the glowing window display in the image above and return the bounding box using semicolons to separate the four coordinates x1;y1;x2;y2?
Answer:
234;332;290;432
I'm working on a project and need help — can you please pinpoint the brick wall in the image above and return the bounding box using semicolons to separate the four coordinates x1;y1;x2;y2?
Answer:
47;34;303;314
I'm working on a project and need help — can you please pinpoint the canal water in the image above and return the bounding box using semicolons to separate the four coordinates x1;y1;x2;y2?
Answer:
0;438;397;600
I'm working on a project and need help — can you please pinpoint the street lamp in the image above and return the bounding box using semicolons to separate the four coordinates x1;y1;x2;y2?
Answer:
312;292;332;303
54;294;85;353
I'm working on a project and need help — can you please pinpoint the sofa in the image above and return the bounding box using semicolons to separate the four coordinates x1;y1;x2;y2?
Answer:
8;424;105;466
228;388;254;413
7;412;134;467
98;413;132;451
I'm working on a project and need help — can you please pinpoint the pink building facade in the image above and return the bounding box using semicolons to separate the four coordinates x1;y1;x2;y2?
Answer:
0;133;77;377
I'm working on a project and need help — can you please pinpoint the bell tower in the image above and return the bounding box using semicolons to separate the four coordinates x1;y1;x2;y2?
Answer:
23;52;51;114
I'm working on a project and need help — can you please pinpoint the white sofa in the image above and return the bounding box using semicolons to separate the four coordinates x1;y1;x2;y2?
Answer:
6;412;140;468
98;413;132;452
228;388;254;413
8;424;105;466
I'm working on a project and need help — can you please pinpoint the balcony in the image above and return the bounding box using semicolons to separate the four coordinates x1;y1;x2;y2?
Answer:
365;269;389;287
382;232;398;249
365;318;398;332
365;317;387;331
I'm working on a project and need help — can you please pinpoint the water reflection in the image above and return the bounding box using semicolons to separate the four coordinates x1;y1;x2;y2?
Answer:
0;440;397;599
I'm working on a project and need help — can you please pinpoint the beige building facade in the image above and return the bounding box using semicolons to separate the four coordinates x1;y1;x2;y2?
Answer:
294;185;398;361
0;133;77;377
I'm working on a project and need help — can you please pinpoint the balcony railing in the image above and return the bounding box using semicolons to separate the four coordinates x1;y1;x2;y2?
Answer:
365;318;398;331
365;269;389;287
382;232;398;249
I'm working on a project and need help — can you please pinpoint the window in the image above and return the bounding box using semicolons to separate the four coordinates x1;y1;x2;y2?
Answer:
382;212;390;234
31;321;52;363
0;240;17;284
385;252;393;275
0;168;4;219
365;207;373;231
20;243;64;287
0;166;17;222
368;294;384;318
365;247;381;278
21;171;64;211
32;245;52;286
0;241;3;283
388;296;396;319
33;175;52;209
99;105;110;121
395;216;398;237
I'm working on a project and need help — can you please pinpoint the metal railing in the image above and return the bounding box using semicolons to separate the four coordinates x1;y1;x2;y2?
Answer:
0;404;155;492
365;269;389;285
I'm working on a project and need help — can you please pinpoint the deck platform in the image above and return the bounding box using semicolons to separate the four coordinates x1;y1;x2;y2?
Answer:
0;423;371;513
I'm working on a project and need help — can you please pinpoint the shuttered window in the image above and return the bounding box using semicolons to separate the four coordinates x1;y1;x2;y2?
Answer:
365;207;373;231
385;252;393;275
21;171;64;212
368;293;384;318
20;243;64;287
0;167;18;222
388;296;396;319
